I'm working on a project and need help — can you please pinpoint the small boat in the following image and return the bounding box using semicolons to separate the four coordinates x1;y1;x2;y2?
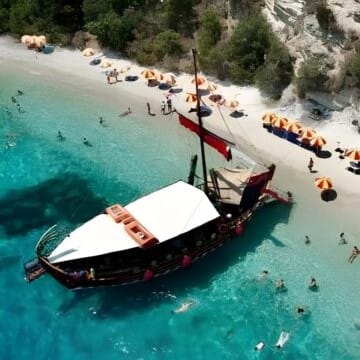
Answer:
24;50;291;290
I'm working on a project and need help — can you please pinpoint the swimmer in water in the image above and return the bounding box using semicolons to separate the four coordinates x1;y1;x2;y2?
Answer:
172;300;194;314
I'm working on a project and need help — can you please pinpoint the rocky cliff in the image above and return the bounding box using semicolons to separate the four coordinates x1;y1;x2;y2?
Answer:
262;0;360;96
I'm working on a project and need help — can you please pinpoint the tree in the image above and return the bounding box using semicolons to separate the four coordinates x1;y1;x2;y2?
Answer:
153;30;182;59
227;15;271;83
256;39;293;99
165;0;196;37
296;57;328;97
9;0;32;34
198;8;221;57
86;11;138;50
0;0;11;33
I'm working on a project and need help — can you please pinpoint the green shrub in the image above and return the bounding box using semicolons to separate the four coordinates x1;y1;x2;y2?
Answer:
198;8;221;57
153;30;183;59
296;57;328;97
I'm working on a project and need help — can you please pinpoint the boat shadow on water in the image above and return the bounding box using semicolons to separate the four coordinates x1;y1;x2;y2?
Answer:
58;202;292;318
0;173;113;237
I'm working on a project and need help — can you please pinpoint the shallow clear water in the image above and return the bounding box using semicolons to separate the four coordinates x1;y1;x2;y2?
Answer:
0;63;359;360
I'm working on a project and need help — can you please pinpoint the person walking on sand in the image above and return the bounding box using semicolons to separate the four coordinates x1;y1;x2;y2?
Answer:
161;101;166;114
308;157;314;173
348;246;359;263
146;102;155;116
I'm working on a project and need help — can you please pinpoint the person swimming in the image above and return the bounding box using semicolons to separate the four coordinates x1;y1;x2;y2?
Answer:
254;341;265;351
83;137;92;146
275;331;290;349
172;300;194;314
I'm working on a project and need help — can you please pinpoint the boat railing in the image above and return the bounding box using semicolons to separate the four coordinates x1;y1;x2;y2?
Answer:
36;224;68;257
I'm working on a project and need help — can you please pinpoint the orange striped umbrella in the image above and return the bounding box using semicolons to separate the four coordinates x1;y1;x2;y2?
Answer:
141;69;156;79
225;99;239;108
272;117;288;129
191;75;206;86
315;177;333;190
345;148;360;161
207;81;218;91
262;113;277;124
163;73;176;85
185;93;198;103
284;121;302;134
299;127;316;139
311;135;326;148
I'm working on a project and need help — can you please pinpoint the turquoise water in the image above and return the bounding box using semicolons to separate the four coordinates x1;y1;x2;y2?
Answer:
0;62;359;360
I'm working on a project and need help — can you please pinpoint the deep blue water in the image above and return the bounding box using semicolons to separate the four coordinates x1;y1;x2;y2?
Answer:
0;62;359;360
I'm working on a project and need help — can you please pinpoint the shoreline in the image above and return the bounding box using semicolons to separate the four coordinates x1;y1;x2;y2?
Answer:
1;35;359;234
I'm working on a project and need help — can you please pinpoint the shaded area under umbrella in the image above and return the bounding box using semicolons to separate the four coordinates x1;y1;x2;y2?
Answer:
125;75;139;82
230;110;246;118
208;94;223;103
158;82;172;90
321;189;337;202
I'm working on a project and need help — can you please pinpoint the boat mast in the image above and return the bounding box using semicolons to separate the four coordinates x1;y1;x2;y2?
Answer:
192;48;209;195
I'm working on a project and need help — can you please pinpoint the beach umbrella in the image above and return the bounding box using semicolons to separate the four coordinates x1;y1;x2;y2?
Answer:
272;117;288;129
311;135;326;148
163;73;176;86
284;121;302;134
315;177;333;190
100;60;112;68
141;69;156;79
225;99;240;108
191;75;207;87
82;48;95;57
207;81;218;91
262;112;277;124
345;148;360;161
299;127;316;139
185;93;198;103
34;36;46;48
38;35;47;44
21;35;31;44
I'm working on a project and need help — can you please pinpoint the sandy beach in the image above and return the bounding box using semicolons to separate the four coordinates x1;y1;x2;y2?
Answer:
1;35;359;238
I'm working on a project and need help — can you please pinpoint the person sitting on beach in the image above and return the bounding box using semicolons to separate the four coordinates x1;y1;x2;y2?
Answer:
172;300;195;314
348;246;360;263
339;232;347;245
305;235;311;245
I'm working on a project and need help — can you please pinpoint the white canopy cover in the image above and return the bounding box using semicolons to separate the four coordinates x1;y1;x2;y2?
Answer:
48;181;220;263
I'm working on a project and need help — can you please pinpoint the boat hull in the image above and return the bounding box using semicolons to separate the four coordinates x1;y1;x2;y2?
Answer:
38;214;249;290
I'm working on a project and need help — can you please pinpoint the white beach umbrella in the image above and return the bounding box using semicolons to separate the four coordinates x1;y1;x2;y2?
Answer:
100;60;112;68
82;48;95;57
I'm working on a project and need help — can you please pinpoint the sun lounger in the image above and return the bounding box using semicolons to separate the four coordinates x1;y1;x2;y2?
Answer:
346;166;360;175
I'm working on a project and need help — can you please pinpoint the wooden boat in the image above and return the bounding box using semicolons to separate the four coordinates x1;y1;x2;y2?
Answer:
24;50;291;290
